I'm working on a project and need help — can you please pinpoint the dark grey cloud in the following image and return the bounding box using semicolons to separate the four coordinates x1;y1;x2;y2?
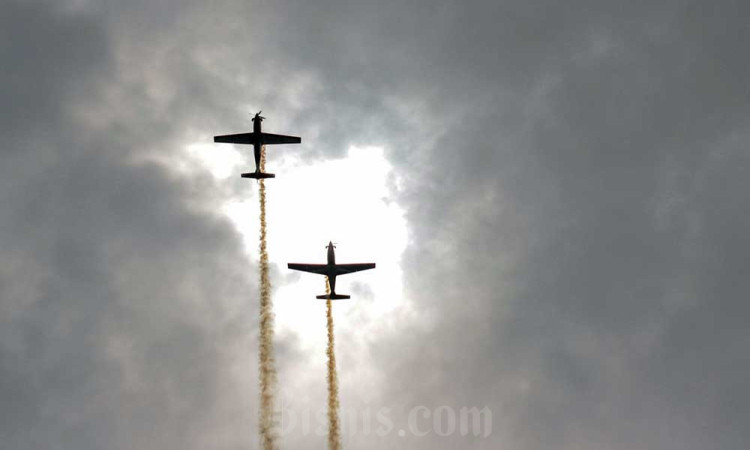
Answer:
231;1;750;449
3;0;749;449
0;2;286;449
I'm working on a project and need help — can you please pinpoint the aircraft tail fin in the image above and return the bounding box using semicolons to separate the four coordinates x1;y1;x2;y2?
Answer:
316;293;350;300
241;172;275;179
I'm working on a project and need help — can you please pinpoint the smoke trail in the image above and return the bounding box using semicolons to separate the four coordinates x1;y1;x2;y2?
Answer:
325;278;341;450
258;146;277;450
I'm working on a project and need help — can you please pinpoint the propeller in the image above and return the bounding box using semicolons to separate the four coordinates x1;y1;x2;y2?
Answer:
252;110;265;121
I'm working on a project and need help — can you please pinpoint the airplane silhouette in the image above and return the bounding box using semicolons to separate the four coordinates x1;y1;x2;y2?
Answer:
214;111;301;179
288;242;375;299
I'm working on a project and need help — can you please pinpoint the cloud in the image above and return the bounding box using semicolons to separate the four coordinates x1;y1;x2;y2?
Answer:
0;2;283;449
2;1;749;449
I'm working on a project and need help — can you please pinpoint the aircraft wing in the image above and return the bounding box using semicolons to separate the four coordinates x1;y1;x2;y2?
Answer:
214;133;258;145
333;263;375;276
288;263;328;275
261;132;301;145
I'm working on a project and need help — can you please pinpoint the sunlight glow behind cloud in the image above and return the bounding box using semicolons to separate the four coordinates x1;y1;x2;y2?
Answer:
213;146;409;354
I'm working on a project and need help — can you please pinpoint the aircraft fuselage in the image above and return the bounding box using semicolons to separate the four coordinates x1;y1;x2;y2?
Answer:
327;242;336;266
251;114;263;171
326;242;337;293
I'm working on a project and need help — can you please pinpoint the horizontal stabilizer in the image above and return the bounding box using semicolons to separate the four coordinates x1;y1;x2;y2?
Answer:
241;172;275;179
316;293;351;300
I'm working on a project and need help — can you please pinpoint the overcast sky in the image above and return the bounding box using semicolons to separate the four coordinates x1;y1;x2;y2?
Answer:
2;1;749;449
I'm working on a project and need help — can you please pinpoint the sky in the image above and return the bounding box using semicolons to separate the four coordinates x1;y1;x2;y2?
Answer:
1;0;749;449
